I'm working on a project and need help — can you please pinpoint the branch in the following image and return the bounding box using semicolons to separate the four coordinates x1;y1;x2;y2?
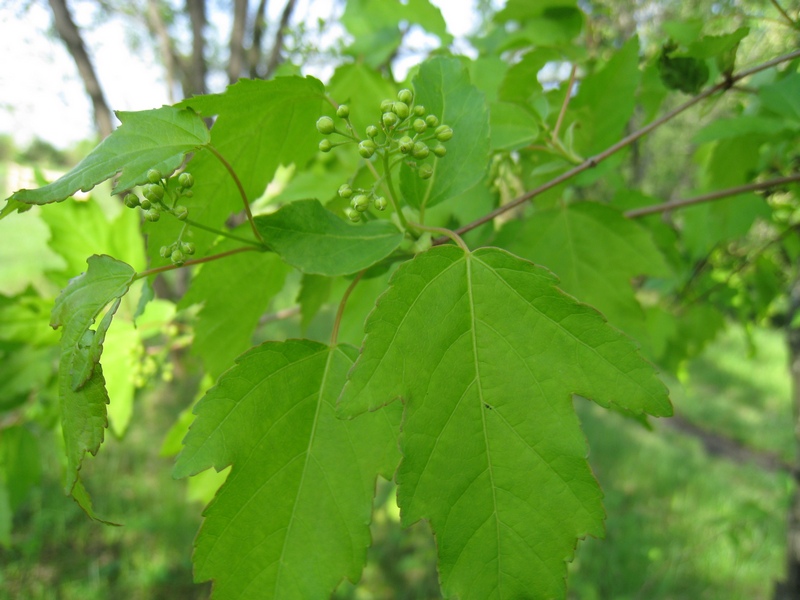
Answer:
134;246;258;280
47;0;114;138
263;0;298;79
439;48;800;244
770;0;797;27
331;271;365;346
625;174;800;218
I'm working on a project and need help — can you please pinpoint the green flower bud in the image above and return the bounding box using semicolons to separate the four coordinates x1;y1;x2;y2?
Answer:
178;172;194;188
319;139;333;152
336;104;350;118
171;249;186;266
147;169;162;184
433;144;447;157
382;111;399;129
426;114;439;128
412;142;430;159
413;105;426;116
338;184;353;198
366;125;379;138
380;99;394;112
144;184;165;202
316;116;335;134
124;193;140;208
358;140;376;158
183;190;194;197
181;242;196;255
352;194;370;212
174;205;189;221
435;125;454;142
413;118;427;134
159;245;170;258
374;196;388;211
392;101;410;118
145;209;161;222
419;164;434;179
398;135;414;154
397;88;413;104
140;198;152;210
345;207;361;222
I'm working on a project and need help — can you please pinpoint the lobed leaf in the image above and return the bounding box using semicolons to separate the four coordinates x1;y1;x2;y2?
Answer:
254;200;404;276
51;255;136;500
494;202;671;345
339;245;671;599
8;107;209;205
174;340;401;600
399;57;490;211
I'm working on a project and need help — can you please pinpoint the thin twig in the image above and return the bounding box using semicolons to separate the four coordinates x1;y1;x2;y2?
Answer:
770;0;797;27
435;48;800;245
206;144;265;244
625;174;800;218
133;246;258;281
552;63;578;140
331;271;365;346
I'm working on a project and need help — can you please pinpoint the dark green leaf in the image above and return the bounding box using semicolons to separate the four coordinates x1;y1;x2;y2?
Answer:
254;200;404;276
8;107;209;205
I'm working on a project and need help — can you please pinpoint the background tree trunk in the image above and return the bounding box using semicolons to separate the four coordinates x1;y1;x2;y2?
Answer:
228;0;249;83
185;0;207;96
47;0;114;138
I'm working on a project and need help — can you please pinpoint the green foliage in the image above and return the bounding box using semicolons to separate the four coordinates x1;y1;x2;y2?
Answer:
9;107;209;205
50;255;135;511
339;246;670;597
254;200;404;276
174;340;401;599
1;3;799;598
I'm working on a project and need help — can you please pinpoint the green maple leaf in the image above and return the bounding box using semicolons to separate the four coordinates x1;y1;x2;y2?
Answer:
8;107;209;205
254;200;404;276
339;246;671;599
399;57;490;211
494;202;671;344
50;255;136;514
179;246;289;379
174;340;401;599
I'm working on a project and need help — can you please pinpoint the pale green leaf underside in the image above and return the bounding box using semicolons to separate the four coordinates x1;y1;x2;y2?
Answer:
51;255;136;498
9;107;210;204
254;200;404;276
339;246;671;599
174;340;401;600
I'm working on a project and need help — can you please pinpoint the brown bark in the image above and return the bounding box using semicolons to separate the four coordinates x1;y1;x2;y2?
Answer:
145;0;180;103
47;0;114;138
248;0;269;78
263;0;297;79
185;0;207;96
775;276;800;599
228;0;249;83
